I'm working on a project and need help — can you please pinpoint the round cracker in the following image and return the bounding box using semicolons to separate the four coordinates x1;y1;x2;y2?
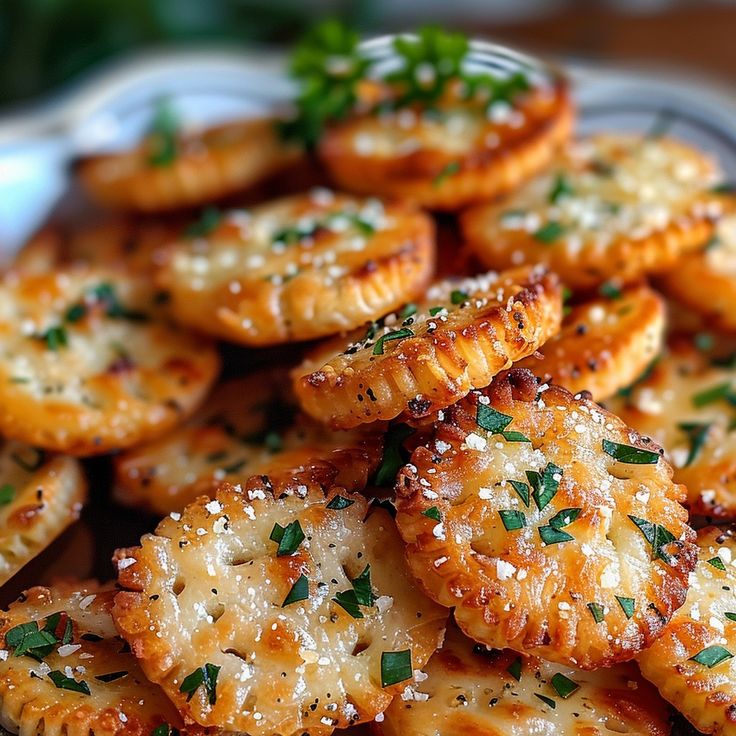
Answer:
375;623;673;736
0;580;195;736
461;134;729;289
395;368;696;669
114;371;383;516
0;445;86;587
659;211;736;332
293;267;562;429
319;80;573;211
156;191;435;345
638;526;736;736
0;267;219;455
610;337;736;519
112;478;448;735
77;118;300;213
516;284;665;401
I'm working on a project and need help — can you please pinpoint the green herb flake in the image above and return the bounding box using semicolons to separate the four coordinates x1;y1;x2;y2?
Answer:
5;620;58;660
326;495;355;510
186;207;222;238
509;480;530;507
587;601;605;624
599;281;622;300
708;556;727;572
422;506;442;522
549;173;574;204
499;509;526;531
179;663;220;704
380;649;412;687
64;303;87;323
282;574;310;607
527;463;563;511
692;381;733;408
725;612;736;622
433;161;460;188
535;693;556;709
48;669;91;695
695;332;716;351
148;98;179;167
690;645;733;668
678;422;712;467
615;596;636;619
95;671;128;683
602;439;659;465
547;508;580;529
507;656;522;681
550;672;579;699
373;423;414;487
538;525;573;545
41;326;68;352
476;404;512;434
151;725;172;736
399;303;418;321
500;431;531;443
0;484;14;505
628;515;678;563
372;328;414;355
533;221;565;244
269;520;306;556
332;565;375;618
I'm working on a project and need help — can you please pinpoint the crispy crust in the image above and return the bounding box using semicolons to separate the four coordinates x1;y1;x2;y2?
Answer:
637;526;736;736
156;191;436;345
0;268;219;455
375;623;672;736
461;134;730;289
77;118;301;213
609;338;736;519
659;212;736;331
293;267;562;429
113;371;383;515
0;446;86;587
319;82;574;211
0;581;197;736
112;479;447;734
516;285;665;401
395;368;696;669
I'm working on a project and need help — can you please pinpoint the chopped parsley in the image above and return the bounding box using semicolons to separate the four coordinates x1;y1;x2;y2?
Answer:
450;289;469;305
48;669;90;695
433;161;460;188
506;656;522;681
509;480;530;507
95;671;128;683
725;612;736;622
179;663;220;704
678;422;712;467
602;439;659;465
186;207;222;238
587;601;605;623
380;649;412;687
599;281;622;300
0;484;14;505
269;520;305;556
477;405;512;433
550;672;579;699
41;325;68;351
399;303;418;321
282;574;310;607
499;509;526;531
535;693;556;709
372;328;414;355
538;525;573;545
533;221;565;244
549;173;574;204
615;596;636;619
326;495;355;510
692;381;733;408
690;645;733;668
151;725;173;736
422;506;442;522
707;556;726;572
333;564;374;619
628;515;678;563
148;98;179;167
527;463;562;512
373;423;414;487
5;620;58;660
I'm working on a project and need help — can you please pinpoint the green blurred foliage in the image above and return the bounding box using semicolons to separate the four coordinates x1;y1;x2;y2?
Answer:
0;0;377;106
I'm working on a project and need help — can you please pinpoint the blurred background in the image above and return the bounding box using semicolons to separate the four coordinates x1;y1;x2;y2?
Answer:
2;0;736;111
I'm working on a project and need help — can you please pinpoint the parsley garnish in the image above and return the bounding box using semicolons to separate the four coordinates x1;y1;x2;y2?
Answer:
690;645;733;668
587;601;605;623
707;556;726;571
399;303;418;321
450;289;469;305
599;281;622;300
533;221;565;244
95;671;128;683
151;725;173;736
499;509;526;531
372;328;414;355
507;656;522;681
0;484;14;505
477;405;512;433
326;495;355;510
550;672;579;698
48;670;90;695
527;463;563;511
725;612;736;622
535;693;556;709
433;161;461;188
549;173;574;204
678;422;711;467
373;423;414;486
40;325;68;351
282;574;309;607
5;620;58;660
509;480;530;507
333;564;375;619
692;381;733;408
422;506;442;521
380;649;412;687
538;525;573;545
148;98;179;167
186;207;221;238
615;596;636;619
269;520;305;556
602;439;659;465
628;515;678;563
179;663;220;704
